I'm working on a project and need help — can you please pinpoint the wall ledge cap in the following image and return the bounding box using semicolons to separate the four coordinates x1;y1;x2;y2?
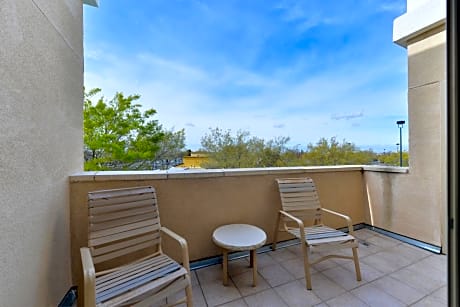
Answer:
393;0;445;47
70;165;409;182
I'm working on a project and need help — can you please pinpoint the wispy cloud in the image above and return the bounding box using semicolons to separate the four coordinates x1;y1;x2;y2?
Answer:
84;0;408;150
331;111;364;121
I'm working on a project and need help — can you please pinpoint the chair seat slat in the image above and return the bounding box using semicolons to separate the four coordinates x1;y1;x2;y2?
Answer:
98;269;187;307
96;263;183;304
90;206;157;223
89;193;156;208
90;199;154;215
89;187;155;201
96;255;174;291
91;233;157;257
90;219;158;240
96;254;168;284
92;240;159;264
89;224;160;247
90;212;156;232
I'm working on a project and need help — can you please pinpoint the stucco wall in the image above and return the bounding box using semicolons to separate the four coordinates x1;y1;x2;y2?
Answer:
365;26;446;249
0;1;83;306
69;167;365;304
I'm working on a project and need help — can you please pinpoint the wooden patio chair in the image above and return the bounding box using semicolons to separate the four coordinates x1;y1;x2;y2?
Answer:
272;178;361;290
80;186;193;306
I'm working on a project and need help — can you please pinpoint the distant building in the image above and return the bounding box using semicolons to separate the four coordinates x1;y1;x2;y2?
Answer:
179;151;209;168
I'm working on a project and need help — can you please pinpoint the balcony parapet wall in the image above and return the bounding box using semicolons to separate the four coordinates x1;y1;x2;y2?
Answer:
69;165;414;292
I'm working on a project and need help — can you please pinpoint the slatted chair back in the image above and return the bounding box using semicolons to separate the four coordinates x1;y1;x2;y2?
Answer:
87;186;161;268
276;178;323;224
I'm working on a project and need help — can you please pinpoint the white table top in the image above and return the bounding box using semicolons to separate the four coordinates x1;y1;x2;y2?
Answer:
212;224;267;251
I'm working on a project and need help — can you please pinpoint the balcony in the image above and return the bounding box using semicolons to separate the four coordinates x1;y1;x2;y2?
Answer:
70;165;447;306
183;228;446;306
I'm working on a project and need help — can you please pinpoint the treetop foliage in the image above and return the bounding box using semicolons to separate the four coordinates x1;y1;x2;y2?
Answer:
84;88;186;170
200;129;408;168
200;128;290;168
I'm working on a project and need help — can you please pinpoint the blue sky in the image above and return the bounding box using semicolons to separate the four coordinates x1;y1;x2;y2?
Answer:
83;0;408;152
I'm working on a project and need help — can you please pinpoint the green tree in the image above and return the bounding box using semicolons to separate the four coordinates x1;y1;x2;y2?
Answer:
154;128;186;162
84;88;164;170
200;128;290;168
377;151;409;166
302;137;377;166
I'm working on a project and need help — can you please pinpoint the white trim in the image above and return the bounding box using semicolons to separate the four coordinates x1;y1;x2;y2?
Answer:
393;0;445;47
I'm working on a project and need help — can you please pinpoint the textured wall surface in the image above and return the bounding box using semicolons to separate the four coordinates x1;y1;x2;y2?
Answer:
0;0;83;306
365;27;447;250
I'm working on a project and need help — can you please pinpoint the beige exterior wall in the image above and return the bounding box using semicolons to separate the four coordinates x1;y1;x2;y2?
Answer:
0;1;84;306
70;167;366;302
366;7;447;251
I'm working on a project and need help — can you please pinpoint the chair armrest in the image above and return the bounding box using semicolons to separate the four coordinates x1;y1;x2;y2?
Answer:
80;247;96;307
321;208;354;234
161;227;191;272
278;210;308;242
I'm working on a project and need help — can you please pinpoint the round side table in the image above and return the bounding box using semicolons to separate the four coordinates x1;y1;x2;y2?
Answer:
212;224;267;287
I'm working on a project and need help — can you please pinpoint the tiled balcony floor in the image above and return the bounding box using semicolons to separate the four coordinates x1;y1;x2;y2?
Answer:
172;229;447;307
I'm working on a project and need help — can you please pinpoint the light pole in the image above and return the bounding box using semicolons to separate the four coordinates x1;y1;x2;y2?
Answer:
396;120;405;166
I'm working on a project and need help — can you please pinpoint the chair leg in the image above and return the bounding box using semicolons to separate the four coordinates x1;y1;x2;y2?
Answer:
352;247;362;281
301;243;312;290
272;213;281;251
185;284;193;307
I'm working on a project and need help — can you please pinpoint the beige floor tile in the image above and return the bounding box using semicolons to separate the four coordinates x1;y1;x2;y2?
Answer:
280;257;316;279
370;233;402;248
192;285;208;307
216;298;249;307
399;242;433;258
286;244;304;258
322;265;364;291
325;292;369;307
231;270;271;296
351;284;405;307
228;257;252;277
430;285;447;304
409;254;448;276
371;275;425;305
196;264;224;284
190;270;199;286
269;248;298;263
411;295;447;307
385;244;431;265
340;259;385;282
273;280;322;307
167;284;206;307
356;239;385;257
390;266;446;294
359;235;399;255
200;279;241;306
353;229;377;240
258;263;295;287
310;257;339;272
256;252;278;268
360;249;411;274
308;272;347;301
243;289;288;307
